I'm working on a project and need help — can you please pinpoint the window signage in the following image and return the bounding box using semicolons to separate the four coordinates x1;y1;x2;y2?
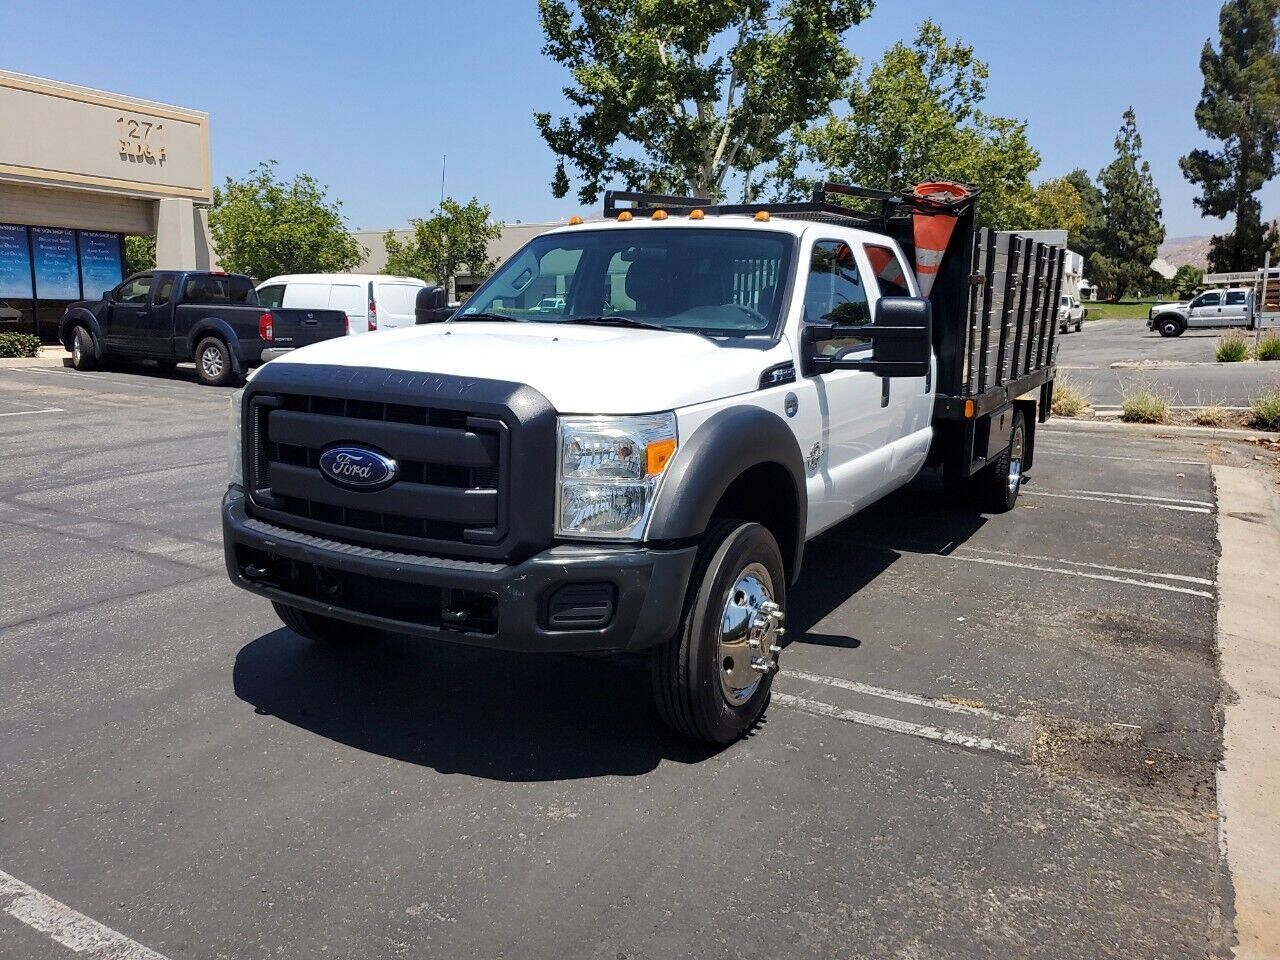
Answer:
0;224;33;299
79;231;123;298
31;227;81;300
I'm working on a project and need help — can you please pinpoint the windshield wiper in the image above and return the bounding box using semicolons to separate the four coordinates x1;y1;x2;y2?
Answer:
559;315;671;332
452;312;523;322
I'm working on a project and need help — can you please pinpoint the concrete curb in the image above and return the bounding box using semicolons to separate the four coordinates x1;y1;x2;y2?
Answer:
1042;417;1280;442
1212;465;1280;959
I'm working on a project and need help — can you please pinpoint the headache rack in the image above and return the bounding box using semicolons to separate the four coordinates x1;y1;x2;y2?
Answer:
603;182;901;231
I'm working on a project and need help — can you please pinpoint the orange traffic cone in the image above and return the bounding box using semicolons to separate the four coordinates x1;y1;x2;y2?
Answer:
865;244;910;293
911;181;972;298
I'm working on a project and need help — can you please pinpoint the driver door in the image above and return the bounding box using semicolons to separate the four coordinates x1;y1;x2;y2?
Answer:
103;274;154;347
1188;291;1221;327
800;238;898;532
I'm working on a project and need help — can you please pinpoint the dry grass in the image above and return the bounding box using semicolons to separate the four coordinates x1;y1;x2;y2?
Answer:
1051;374;1090;417
1191;406;1228;427
1248;391;1280;431
1216;331;1250;363
1255;332;1280;362
1121;391;1171;424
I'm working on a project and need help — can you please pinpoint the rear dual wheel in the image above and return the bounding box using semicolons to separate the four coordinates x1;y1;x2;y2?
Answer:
652;521;786;745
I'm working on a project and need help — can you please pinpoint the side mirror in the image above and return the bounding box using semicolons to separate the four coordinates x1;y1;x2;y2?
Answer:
804;297;932;378
102;288;116;303
414;285;450;324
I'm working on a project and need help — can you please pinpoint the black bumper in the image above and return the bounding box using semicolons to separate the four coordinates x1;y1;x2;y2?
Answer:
222;489;696;652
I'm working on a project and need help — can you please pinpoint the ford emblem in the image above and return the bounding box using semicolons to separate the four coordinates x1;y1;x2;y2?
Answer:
318;446;398;490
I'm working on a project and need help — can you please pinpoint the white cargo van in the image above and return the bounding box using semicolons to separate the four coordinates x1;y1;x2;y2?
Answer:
256;274;427;336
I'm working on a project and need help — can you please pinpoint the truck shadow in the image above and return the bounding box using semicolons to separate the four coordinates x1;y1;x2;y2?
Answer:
233;627;717;782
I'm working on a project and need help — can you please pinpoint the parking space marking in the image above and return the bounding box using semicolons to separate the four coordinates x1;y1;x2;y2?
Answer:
0;869;169;959
1065;488;1213;507
783;668;1013;721
946;554;1214;598
772;692;1022;757
1033;448;1207;467
0;407;65;418
957;547;1214;586
1022;490;1211;513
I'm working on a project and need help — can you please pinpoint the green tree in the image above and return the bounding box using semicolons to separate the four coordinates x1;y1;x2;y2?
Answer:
1171;264;1205;299
1061;168;1106;264
772;21;1041;229
1180;0;1280;273
1093;109;1165;299
123;235;156;276
209;161;364;280
1028;177;1086;237
382;198;502;300
534;0;873;203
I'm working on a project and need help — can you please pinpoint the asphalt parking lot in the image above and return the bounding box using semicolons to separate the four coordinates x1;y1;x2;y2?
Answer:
0;362;1259;959
1059;317;1280;407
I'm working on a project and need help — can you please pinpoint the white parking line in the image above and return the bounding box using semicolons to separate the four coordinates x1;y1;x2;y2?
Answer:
947;554;1214;598
783;668;1012;721
958;547;1214;586
0;407;65;418
0;868;169;959
1065;488;1212;507
1034;449;1207;467
772;692;1022;757
1022;490;1211;514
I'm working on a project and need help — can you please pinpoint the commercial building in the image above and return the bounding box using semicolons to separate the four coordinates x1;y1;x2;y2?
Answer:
0;70;214;342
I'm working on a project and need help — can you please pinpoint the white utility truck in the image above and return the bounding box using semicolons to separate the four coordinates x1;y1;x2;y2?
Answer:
223;183;1066;744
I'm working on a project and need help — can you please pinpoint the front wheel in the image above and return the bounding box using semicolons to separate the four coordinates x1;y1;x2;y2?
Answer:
651;521;786;745
1156;317;1184;338
70;326;96;370
195;336;236;386
983;409;1026;513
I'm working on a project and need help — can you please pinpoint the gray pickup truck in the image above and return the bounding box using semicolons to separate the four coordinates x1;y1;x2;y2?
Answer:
1149;287;1254;337
60;270;348;385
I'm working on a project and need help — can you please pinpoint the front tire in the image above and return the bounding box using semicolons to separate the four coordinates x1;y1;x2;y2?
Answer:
983;409;1026;513
70;326;96;370
195;336;236;386
1156;316;1185;337
651;520;786;745
272;601;353;644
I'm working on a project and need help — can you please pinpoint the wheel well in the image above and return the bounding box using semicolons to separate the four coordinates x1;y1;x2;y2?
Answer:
63;319;88;349
708;462;800;582
1155;312;1185;327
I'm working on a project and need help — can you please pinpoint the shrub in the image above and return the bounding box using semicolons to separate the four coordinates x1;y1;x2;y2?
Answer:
1192;406;1227;426
1248;391;1280;431
0;333;41;358
1216;331;1250;363
1121;391;1170;424
1255;332;1280;361
1051;374;1090;417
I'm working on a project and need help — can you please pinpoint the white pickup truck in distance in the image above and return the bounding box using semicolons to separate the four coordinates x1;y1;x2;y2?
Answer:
1149;287;1254;336
222;183;1067;745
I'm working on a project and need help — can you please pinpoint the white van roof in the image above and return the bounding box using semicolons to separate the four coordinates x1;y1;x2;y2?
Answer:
257;274;427;287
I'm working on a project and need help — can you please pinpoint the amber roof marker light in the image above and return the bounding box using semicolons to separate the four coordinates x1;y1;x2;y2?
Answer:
568;215;583;225
688;209;705;219
754;210;771;221
651;209;668;220
617;210;633;221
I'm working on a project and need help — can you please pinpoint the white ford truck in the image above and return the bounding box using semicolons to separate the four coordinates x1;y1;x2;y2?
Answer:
223;184;1065;744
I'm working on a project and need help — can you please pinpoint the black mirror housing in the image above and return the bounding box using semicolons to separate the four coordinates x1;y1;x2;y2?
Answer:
102;288;115;303
805;296;932;378
414;285;450;324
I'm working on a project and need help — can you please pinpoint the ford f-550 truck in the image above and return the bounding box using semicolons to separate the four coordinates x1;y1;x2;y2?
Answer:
61;270;347;386
222;183;1065;744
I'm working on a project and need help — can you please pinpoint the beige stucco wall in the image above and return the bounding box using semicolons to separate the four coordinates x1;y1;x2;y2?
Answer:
0;70;211;202
0;181;154;234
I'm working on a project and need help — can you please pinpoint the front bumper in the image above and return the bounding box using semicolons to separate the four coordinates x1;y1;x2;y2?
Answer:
222;488;696;652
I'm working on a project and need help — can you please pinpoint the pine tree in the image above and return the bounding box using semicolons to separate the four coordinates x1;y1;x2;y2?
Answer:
1181;0;1280;273
1093;109;1165;299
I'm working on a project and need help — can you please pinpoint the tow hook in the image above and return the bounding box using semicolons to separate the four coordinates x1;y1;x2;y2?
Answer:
749;600;785;674
241;563;271;581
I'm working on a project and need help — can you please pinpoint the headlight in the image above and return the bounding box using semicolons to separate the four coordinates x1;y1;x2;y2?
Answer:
556;413;678;539
228;389;243;486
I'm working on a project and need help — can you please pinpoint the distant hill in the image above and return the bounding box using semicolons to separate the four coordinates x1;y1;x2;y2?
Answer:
1159;235;1212;270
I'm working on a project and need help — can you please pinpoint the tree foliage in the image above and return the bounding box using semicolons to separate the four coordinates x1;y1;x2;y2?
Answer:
1060;168;1107;265
382;198;502;299
770;21;1040;229
1027;177;1087;238
1180;0;1280;272
1091;110;1165;299
209;161;364;280
123;235;156;276
1171;264;1205;299
534;0;873;203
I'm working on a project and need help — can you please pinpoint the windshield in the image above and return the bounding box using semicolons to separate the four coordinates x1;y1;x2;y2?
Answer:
457;227;794;336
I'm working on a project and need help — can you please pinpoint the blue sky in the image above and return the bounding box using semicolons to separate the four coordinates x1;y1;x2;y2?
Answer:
4;0;1259;239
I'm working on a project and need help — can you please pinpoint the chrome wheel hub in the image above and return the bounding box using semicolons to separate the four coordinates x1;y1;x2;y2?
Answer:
717;562;784;706
201;346;223;378
1008;425;1024;495
72;338;81;363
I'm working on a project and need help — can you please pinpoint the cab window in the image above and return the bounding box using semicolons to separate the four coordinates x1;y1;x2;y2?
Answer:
1225;291;1247;306
863;243;912;298
116;275;153;304
257;285;286;309
1193;292;1221;308
804;240;871;356
152;275;174;306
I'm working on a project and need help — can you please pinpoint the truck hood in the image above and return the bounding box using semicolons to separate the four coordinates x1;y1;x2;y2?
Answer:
269;321;789;413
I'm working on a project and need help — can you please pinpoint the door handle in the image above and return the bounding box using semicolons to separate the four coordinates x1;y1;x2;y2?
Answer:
881;378;890;408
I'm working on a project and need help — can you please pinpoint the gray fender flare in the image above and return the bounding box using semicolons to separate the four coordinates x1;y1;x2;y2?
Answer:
647;406;807;581
189;318;245;374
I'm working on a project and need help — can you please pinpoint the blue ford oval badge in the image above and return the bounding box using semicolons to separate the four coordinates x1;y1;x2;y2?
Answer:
319;446;398;490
